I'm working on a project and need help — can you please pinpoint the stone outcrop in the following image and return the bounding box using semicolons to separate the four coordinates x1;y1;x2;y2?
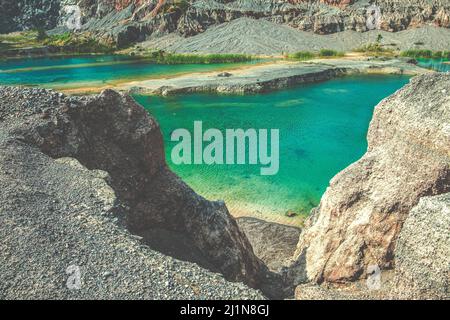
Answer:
391;193;450;299
290;73;450;293
295;192;450;300
237;217;301;273
0;0;60;33
0;86;275;299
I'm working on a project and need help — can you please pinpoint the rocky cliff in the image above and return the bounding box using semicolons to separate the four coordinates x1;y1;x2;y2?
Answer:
291;73;450;299
1;1;449;47
391;193;449;299
0;86;276;299
0;0;60;33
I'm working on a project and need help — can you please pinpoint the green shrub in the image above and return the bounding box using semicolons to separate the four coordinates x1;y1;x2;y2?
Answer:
36;28;48;41
400;49;432;58
318;49;344;57
288;49;344;61
47;32;72;43
44;33;115;54
288;51;315;61
145;52;254;64
376;34;383;44
0;31;39;44
354;43;390;53
353;43;396;57
400;50;449;59
432;51;443;59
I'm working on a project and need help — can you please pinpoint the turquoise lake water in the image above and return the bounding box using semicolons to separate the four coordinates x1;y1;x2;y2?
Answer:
134;75;410;217
0;55;256;89
2;54;446;219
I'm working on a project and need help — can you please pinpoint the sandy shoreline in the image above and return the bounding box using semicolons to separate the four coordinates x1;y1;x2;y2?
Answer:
53;60;275;95
228;201;306;228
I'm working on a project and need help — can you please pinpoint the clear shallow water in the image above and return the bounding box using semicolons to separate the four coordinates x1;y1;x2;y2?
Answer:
0;55;256;89
417;58;450;72
134;75;410;217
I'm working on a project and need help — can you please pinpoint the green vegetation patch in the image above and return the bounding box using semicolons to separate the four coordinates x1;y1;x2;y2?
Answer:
0;31;41;51
288;51;315;61
287;49;344;61
0;31;115;56
353;35;396;56
44;33;115;54
318;49;344;57
354;43;394;55
401;50;450;60
0;31;38;43
139;51;254;64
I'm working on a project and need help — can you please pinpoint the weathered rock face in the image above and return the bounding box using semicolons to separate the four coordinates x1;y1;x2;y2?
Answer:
0;0;19;34
2;0;449;47
0;0;61;33
237;217;301;273
291;73;450;286
295;192;450;300
0;86;270;298
391;193;450;299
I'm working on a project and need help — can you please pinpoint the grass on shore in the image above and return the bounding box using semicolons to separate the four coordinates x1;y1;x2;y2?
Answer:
288;51;315;60
0;32;36;43
43;32;115;54
400;50;450;60
135;50;254;64
353;43;395;56
318;49;345;57
0;31;115;57
287;49;344;61
0;31;41;51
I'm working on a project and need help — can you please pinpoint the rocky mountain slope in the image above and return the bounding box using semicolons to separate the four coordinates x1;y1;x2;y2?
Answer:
1;1;449;48
291;73;450;299
0;86;280;299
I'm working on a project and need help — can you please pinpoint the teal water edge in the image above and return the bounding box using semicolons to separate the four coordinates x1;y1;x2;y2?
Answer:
417;58;450;72
0;55;257;89
134;75;410;219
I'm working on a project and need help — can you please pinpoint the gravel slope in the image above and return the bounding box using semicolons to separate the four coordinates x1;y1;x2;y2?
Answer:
146;17;450;54
0;147;263;300
0;86;265;300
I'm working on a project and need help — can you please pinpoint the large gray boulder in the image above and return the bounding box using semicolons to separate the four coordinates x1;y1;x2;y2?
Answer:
392;193;450;299
295;193;450;300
